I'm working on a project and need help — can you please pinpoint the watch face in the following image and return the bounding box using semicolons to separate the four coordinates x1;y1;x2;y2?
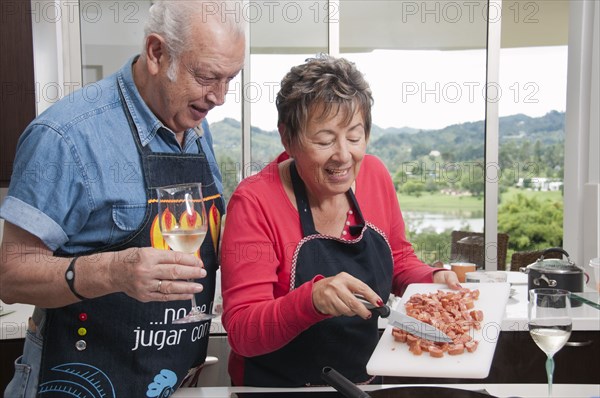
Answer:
66;270;75;280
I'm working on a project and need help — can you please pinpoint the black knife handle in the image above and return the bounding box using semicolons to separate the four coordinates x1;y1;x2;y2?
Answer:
371;305;390;318
321;367;371;398
353;294;390;318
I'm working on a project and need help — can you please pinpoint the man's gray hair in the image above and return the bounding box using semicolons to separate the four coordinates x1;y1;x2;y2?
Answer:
144;0;245;81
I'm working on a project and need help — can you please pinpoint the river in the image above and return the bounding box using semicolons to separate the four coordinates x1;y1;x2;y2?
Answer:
403;211;484;234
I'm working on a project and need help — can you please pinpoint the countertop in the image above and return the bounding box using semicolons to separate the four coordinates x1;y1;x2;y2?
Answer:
171;383;600;398
0;301;32;340
501;272;600;331
2;272;599;340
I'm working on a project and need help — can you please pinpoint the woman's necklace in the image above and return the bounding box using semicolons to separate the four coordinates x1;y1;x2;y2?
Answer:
312;200;351;236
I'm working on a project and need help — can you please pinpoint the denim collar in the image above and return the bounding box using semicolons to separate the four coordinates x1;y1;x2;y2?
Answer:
116;56;199;149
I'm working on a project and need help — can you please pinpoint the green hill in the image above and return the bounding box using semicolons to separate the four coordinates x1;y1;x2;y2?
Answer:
209;111;565;177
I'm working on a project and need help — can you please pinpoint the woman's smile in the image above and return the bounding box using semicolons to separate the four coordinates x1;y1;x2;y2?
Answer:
324;166;352;182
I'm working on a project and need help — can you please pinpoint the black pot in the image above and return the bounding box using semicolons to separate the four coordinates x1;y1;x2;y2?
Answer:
519;247;586;307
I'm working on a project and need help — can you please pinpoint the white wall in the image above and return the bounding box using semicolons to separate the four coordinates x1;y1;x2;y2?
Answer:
582;0;600;286
564;0;600;280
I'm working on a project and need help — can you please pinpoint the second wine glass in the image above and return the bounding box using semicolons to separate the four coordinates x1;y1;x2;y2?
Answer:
157;183;213;323
528;288;572;397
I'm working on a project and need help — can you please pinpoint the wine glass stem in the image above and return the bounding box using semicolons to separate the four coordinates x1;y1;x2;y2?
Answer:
190;291;199;312
188;251;200;314
546;355;555;396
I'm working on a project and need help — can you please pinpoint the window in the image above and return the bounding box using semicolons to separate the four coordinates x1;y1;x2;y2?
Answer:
498;1;569;265
340;1;489;265
247;1;328;168
52;0;593;268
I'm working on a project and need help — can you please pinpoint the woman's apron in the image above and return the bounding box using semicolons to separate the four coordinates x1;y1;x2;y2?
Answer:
36;85;224;397
243;162;393;387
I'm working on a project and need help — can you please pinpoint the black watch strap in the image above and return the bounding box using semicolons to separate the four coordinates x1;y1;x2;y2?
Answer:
65;257;88;301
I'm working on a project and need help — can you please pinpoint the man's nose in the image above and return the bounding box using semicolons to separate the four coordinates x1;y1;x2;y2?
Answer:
207;82;228;106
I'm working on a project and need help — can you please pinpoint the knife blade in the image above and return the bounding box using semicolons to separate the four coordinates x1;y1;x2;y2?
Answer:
354;294;453;343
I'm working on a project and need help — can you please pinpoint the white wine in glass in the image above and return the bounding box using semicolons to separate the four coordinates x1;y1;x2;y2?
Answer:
161;230;207;254
157;183;213;323
528;288;572;397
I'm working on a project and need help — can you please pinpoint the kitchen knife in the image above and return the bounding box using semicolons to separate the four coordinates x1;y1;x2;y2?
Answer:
355;295;453;343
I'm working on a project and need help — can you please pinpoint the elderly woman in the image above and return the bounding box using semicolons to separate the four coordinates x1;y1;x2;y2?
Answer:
220;54;459;387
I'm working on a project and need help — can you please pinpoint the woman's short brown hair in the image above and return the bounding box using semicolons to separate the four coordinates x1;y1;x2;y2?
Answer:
276;54;373;147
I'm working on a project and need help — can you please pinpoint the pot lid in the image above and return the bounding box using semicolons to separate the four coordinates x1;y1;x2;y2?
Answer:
523;248;582;274
528;258;582;274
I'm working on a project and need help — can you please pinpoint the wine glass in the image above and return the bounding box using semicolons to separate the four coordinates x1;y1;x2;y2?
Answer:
528;288;572;396
156;183;213;323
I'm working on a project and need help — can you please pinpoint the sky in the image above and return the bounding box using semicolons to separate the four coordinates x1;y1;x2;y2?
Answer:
208;46;568;132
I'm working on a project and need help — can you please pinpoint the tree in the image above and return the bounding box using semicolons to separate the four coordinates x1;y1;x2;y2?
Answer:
459;163;484;198
533;140;543;163
401;180;426;197
498;193;563;251
393;170;409;191
218;155;240;202
409;229;453;264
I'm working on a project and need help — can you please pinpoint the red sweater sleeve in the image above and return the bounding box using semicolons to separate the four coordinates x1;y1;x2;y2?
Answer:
221;176;329;357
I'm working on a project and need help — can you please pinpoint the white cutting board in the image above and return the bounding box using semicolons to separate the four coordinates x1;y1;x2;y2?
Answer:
367;282;510;378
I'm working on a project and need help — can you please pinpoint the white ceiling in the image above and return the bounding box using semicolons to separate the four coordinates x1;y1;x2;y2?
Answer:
249;0;569;53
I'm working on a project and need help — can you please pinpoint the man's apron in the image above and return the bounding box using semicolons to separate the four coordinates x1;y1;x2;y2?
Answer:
243;162;393;387
36;85;224;397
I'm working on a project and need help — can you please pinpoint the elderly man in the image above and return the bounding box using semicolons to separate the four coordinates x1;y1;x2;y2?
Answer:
0;1;245;396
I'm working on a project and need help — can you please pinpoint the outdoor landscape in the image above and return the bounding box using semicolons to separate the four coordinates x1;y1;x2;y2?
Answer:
209;111;565;266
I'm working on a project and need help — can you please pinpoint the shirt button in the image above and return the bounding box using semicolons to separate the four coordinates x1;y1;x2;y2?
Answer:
78;313;87;322
348;210;353;215
75;340;87;351
346;221;351;226
78;328;87;336
342;230;347;236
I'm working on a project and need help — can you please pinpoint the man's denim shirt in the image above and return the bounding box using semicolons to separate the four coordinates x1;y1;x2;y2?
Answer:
0;57;223;254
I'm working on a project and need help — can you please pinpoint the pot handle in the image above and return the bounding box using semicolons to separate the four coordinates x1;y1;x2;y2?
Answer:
542;247;570;260
533;274;557;287
321;367;371;398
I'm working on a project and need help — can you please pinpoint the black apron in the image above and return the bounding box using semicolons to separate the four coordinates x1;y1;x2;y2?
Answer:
36;85;224;397
243;162;393;387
